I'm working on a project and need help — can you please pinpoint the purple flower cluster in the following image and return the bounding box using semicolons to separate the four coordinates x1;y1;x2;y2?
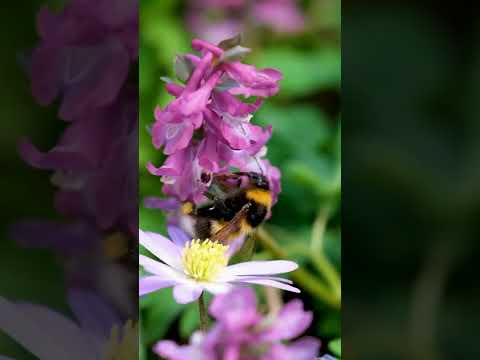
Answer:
155;287;320;360
187;0;306;45
31;0;137;121
19;0;138;235
147;37;281;205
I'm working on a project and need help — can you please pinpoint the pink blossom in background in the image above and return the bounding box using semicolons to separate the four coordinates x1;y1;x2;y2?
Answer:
154;287;321;360
187;0;305;44
253;0;306;33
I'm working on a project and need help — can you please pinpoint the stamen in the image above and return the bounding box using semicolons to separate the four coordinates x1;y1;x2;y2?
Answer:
182;239;229;282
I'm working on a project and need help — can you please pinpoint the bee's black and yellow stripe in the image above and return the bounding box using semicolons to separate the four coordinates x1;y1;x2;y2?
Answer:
188;188;272;242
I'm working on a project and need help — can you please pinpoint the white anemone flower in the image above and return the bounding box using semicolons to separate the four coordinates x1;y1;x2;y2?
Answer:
139;227;300;304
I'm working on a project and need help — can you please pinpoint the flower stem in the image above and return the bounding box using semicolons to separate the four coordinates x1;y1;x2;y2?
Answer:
264;287;282;316
310;207;341;299
198;293;208;332
256;227;341;310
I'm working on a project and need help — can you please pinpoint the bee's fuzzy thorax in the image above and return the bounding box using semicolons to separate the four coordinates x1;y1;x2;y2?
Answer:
245;189;272;208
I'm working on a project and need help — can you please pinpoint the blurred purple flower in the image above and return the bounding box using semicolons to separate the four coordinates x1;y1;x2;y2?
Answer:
148;38;282;204
0;288;137;360
154;287;320;360
31;0;138;121
186;0;305;44
10;220;136;318
19;87;138;235
253;0;306;33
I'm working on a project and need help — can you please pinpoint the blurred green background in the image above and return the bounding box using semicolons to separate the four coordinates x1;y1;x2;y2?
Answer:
139;0;341;359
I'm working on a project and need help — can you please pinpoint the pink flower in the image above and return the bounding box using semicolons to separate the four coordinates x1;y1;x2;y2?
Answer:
152;70;222;154
186;0;306;44
154;287;320;360
222;62;283;97
146;37;282;205
253;0;305;33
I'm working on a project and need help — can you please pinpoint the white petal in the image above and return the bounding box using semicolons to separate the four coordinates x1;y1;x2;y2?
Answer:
225;260;298;277
139;255;185;282
234;276;293;284
139;230;183;270
235;278;300;293
0;297;99;360
172;284;203;304
140;276;177;296
203;282;233;295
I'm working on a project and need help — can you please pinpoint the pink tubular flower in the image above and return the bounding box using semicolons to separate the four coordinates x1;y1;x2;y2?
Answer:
222;62;283;98
147;144;210;203
154;287;320;360
147;37;282;205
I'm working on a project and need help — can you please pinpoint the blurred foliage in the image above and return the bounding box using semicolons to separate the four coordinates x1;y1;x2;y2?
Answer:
139;0;341;359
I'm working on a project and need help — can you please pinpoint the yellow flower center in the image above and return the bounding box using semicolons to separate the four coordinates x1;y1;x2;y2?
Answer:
182;239;229;282
103;320;138;360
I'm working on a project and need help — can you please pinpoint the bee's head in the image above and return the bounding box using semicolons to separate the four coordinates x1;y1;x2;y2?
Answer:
248;172;270;190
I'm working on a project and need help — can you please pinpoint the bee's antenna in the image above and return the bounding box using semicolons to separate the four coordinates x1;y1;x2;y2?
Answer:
253;156;264;175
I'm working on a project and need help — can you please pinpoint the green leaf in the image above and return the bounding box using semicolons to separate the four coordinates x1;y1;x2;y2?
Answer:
256;47;340;96
316;311;341;338
328;338;342;357
141;288;183;344
255;104;332;159
285;155;340;198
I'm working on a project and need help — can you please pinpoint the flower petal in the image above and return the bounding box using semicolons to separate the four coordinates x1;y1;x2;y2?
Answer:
67;288;121;339
139;255;185;282
234;278;300;293
143;197;180;211
172;284;203;304
0;297;99;360
167;225;190;247
234;276;293;284
140;276;177;296
261;299;313;341
139;230;182;270
225;260;298;276
283;337;322;360
202;282;232;295
209;287;259;330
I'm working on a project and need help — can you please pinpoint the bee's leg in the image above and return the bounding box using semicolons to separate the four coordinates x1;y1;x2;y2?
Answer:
203;191;216;201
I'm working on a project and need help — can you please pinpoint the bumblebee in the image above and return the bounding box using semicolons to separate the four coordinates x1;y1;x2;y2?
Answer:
182;172;272;244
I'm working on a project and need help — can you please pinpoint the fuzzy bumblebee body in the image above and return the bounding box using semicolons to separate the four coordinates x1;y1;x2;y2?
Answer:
183;172;272;244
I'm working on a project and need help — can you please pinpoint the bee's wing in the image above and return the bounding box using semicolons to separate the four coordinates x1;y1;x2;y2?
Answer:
211;203;251;244
232;232;256;262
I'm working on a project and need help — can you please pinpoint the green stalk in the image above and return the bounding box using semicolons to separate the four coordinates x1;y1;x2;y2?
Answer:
310;207;341;298
256;227;341;309
198;293;208;332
